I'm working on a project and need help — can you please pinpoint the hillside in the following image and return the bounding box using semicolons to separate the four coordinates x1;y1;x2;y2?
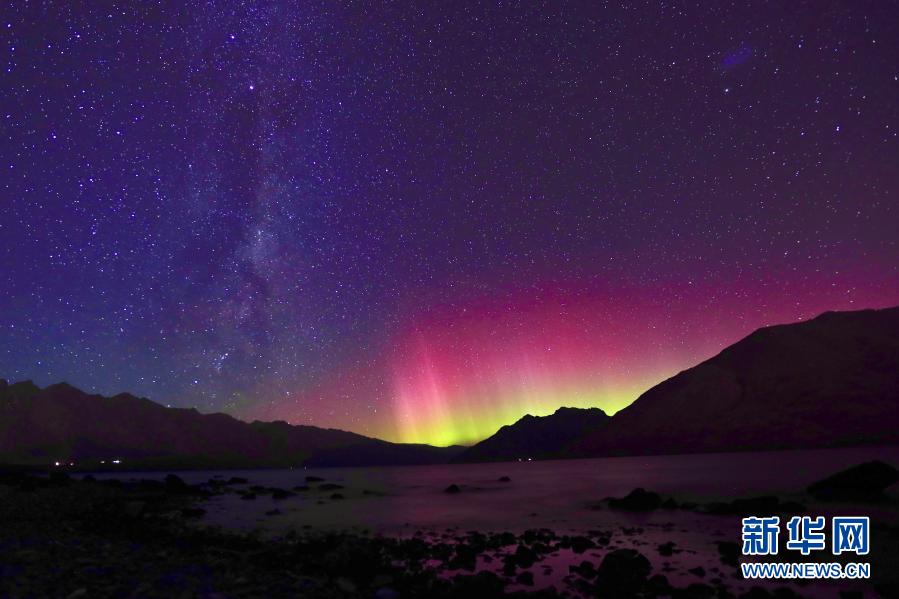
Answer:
0;380;464;469
454;407;610;463
574;306;899;456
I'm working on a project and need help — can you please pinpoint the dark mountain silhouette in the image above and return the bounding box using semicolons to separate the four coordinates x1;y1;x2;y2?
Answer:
0;380;464;469
453;407;610;463
574;306;899;456
453;306;899;463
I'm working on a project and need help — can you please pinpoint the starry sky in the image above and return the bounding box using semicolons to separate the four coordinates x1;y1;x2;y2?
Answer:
1;2;898;446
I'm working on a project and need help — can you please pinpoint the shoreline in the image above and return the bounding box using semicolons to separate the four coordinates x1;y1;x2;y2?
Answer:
2;458;897;598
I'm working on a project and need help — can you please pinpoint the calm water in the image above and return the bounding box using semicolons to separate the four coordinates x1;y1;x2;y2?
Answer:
88;447;899;597
97;446;897;534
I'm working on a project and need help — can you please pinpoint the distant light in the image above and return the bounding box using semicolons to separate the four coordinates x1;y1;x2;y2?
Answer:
100;460;106;464
54;461;60;467
249;84;255;91
112;459;121;464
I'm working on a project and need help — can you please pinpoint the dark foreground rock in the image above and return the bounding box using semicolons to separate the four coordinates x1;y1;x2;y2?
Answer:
607;488;663;511
594;549;652;594
1;470;892;598
807;460;899;501
702;496;806;516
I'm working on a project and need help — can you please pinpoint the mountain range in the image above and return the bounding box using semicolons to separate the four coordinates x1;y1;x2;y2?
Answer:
457;306;899;462
453;407;610;463
2;306;898;468
0;380;464;469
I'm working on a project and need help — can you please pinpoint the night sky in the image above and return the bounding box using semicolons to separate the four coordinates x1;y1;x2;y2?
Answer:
2;2;898;446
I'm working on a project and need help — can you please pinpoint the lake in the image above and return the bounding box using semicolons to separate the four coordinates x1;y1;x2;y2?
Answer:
86;446;899;597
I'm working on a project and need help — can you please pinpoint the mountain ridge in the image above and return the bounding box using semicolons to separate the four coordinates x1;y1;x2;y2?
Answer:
0;379;464;469
575;305;899;456
4;306;898;468
455;306;899;463
453;406;610;463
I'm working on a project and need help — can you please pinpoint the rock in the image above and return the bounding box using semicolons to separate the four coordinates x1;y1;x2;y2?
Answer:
661;497;679;509
704;496;805;516
657;541;676;556
739;587;774;599
444;484;461;494
688;566;706;577
164;474;187;491
330;493;344;500
515;570;534;586
646;574;673;595
48;472;71;486
522;528;556;545
124;500;146;518
265;508;281;516
772;588;806;599
512;544;538;568
498;476;512;482
449;543;478;571
226;476;248;485
319;483;344;490
607;488;662;511
807;460;899;500
716;541;740;567
570;535;596;554
451;571;505;595
270;488;295;500
595;549;651;593
305;475;325;482
292;485;310;491
181;507;206;518
569;560;597;579
681;583;716;598
739;588;804;599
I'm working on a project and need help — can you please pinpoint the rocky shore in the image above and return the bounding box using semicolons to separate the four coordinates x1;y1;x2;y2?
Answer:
1;463;897;598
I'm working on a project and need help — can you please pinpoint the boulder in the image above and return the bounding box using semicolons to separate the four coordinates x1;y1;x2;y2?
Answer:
595;549;651;594
704;496;805;516
807;460;899;500
607;488;662;511
569;560;597;579
515;571;534;586
716;541;740;567
164;474;187;491
270;488;295;500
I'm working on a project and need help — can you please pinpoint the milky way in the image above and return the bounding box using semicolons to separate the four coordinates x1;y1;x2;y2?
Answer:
1;3;897;445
